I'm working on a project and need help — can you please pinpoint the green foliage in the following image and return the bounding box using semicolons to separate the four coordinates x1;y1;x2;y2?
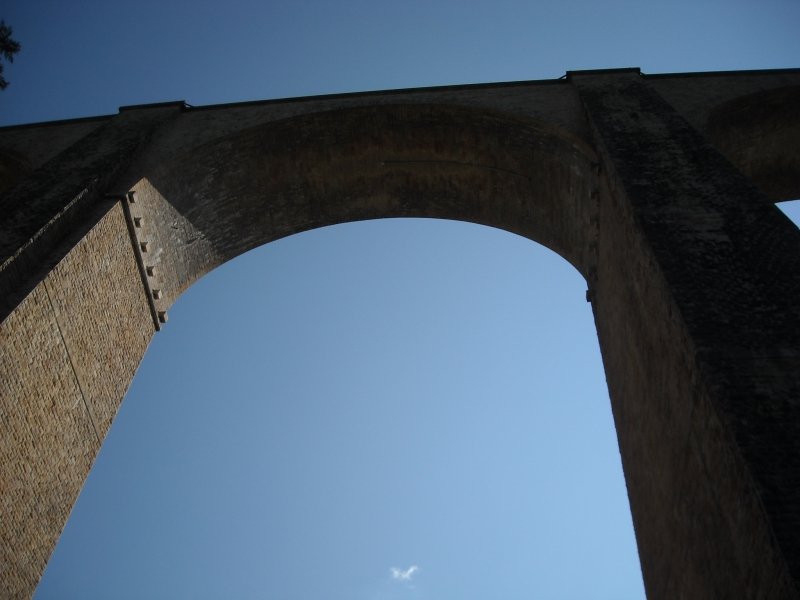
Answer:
0;20;21;90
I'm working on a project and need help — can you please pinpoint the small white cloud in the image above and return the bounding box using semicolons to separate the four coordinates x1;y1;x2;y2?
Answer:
390;565;419;581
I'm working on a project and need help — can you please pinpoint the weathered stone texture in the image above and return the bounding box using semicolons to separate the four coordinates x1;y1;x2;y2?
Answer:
0;284;98;599
1;68;799;600
139;103;598;307
590;151;795;598
115;83;590;189
0;105;183;324
574;71;800;598
705;85;800;201
0;116;111;171
0;201;154;599
43;201;155;434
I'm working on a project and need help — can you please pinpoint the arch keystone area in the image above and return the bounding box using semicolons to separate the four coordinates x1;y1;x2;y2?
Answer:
2;68;800;599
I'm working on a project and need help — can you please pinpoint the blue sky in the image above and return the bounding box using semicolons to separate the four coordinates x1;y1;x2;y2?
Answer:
2;1;799;598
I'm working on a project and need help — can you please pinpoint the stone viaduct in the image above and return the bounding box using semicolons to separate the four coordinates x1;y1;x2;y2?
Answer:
1;68;800;599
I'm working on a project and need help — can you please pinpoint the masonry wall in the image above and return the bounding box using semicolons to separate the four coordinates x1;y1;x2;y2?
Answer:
1;69;800;600
574;71;800;598
0;201;155;599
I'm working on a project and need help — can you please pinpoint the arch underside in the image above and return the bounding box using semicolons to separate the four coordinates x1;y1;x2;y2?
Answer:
4;72;800;600
707;85;800;202
126;94;800;599
134;104;599;310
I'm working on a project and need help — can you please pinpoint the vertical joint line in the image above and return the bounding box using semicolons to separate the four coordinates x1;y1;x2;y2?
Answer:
116;193;161;332
42;280;103;447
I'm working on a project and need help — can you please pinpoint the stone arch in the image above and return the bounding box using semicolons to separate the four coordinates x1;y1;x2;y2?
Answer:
706;85;800;201
136;104;598;309
4;70;800;600
37;216;637;599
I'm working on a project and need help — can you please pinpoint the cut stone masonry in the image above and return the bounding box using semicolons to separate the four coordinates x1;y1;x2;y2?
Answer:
1;68;799;599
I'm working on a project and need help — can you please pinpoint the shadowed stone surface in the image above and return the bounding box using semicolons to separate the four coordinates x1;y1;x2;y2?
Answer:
1;68;799;599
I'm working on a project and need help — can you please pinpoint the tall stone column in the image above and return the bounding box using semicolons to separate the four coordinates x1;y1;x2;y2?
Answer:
0;105;181;599
572;70;800;599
